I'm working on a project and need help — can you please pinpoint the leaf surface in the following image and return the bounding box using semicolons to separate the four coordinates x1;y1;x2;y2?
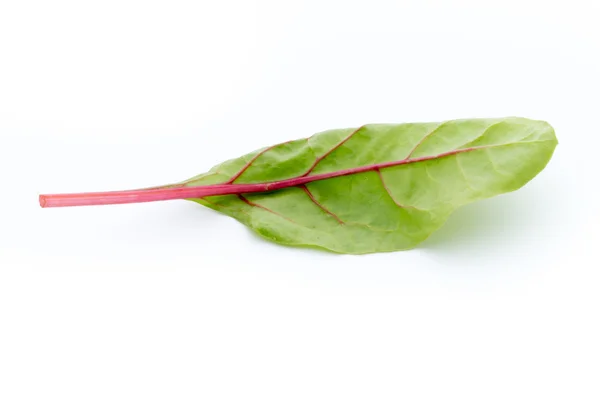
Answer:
184;117;557;254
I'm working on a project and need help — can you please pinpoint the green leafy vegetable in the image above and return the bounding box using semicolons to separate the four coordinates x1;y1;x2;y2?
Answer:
40;117;557;254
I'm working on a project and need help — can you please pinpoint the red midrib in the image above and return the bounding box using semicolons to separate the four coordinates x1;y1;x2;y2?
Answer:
39;145;483;208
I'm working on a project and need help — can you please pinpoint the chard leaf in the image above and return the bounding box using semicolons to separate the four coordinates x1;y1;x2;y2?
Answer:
183;117;557;254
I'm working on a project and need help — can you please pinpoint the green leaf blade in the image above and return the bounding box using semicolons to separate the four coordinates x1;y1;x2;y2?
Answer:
187;117;557;254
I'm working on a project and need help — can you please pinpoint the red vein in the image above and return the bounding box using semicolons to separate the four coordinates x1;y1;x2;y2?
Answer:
301;185;344;224
226;141;292;184
200;125;363;186
238;195;298;224
302;125;364;176
39;143;511;208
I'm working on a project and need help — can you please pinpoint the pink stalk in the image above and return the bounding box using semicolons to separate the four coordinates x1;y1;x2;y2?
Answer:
39;146;479;208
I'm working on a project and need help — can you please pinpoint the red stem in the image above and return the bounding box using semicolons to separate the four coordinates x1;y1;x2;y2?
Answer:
39;146;480;208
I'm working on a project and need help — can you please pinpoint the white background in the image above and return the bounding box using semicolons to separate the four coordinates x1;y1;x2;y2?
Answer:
1;0;599;398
